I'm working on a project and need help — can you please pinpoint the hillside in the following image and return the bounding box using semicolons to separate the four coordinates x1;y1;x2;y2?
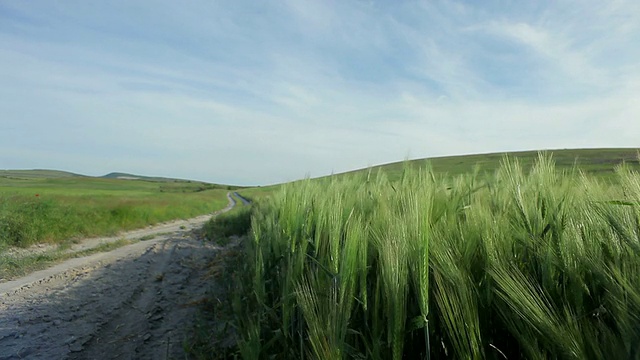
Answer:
0;169;242;190
102;172;196;182
237;148;640;200
342;148;640;181
0;169;85;179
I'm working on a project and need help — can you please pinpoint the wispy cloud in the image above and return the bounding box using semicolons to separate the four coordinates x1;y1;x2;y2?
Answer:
0;1;638;185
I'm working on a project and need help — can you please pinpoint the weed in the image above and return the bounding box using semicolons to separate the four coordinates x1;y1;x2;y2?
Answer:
184;243;245;359
203;207;251;245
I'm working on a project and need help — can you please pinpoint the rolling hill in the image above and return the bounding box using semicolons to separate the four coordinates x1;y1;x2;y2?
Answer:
101;172;199;182
236;148;640;200
3;148;638;189
0;169;86;179
341;147;640;181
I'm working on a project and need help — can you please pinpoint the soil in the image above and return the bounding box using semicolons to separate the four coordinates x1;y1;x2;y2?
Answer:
0;194;238;360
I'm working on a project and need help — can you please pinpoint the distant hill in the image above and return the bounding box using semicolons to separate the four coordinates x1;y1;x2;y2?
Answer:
101;172;192;182
0;169;241;189
100;172;245;191
338;148;640;181
0;169;86;179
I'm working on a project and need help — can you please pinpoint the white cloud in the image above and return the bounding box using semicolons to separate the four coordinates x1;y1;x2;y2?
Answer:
483;21;606;87
0;1;639;185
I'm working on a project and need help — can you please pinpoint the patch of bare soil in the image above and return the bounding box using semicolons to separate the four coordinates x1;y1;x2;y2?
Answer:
0;195;237;359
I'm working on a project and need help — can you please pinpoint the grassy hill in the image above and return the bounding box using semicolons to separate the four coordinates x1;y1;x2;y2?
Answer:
237;148;640;200
0;169;85;179
341;148;640;181
102;172;207;183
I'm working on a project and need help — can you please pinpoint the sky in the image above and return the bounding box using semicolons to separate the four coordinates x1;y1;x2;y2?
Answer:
0;1;639;186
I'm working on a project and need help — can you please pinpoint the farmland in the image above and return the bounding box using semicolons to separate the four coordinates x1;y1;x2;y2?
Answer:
238;148;640;200
335;147;640;181
230;152;640;359
0;170;235;249
2;149;639;359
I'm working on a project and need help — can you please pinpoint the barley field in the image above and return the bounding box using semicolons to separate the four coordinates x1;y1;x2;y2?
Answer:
232;154;640;359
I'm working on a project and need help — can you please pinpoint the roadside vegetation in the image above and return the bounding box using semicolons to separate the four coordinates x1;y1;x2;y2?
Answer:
235;186;278;202
0;175;232;249
186;192;253;359
0;238;133;280
202;193;252;245
228;153;640;359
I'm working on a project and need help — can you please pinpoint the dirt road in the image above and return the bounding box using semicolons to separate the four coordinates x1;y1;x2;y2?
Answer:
0;194;237;359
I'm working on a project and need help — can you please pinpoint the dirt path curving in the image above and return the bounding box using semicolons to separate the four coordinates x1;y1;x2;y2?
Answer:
0;193;238;359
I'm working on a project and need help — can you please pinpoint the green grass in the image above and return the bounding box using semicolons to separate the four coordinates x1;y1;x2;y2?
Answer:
185;195;252;359
237;148;640;202
340;147;640;182
0;175;231;248
202;193;252;246
138;234;157;241
236;185;279;202
184;243;245;359
0;169;83;179
0;238;132;280
230;153;640;359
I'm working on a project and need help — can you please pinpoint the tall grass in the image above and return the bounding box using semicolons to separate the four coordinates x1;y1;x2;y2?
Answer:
231;154;640;359
202;204;252;245
0;190;229;248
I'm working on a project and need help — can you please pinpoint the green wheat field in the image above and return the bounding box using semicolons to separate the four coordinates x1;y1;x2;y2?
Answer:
232;151;640;359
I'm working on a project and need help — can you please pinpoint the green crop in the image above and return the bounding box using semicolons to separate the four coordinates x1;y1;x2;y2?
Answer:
231;153;640;359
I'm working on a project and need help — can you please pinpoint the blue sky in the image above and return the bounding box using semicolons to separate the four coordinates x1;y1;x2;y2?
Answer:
1;1;638;185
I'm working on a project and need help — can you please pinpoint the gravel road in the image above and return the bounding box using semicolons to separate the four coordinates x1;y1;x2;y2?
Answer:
0;193;237;359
